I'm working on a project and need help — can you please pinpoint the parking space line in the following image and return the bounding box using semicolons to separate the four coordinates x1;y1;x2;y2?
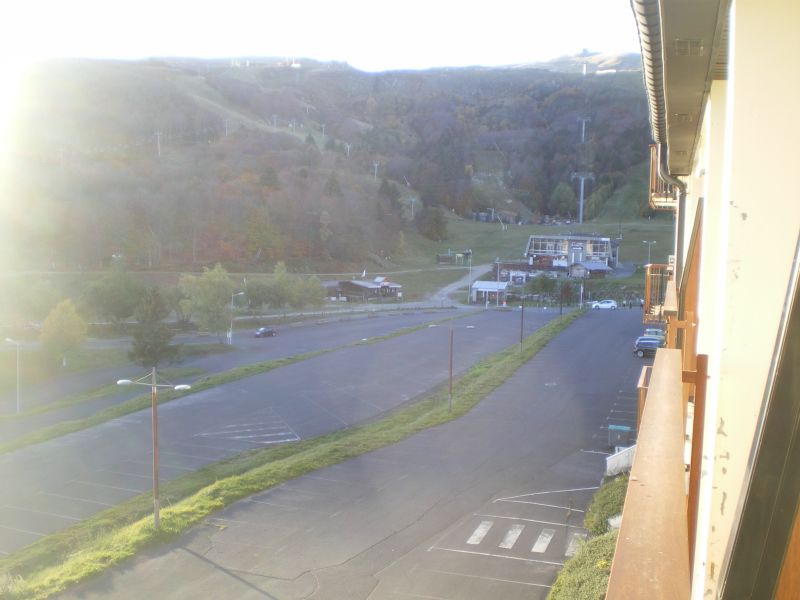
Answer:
531;529;556;553
166;441;246;453
431;546;563;566
74;480;142;494
429;569;551;589
580;449;611;455
0;524;46;537
159;450;215;461
496;486;598;501
566;532;587;557
38;492;114;507
126;459;195;472
245;498;333;515
498;524;524;549
99;469;153;480
494;499;585;512
466;521;493;545
475;514;585;530
1;504;81;522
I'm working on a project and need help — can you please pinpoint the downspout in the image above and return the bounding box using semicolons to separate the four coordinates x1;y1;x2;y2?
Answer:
657;143;687;281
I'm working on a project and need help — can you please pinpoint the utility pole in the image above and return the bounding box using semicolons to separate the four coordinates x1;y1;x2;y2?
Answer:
448;327;454;411
155;131;162;158
344;142;351;157
578;117;591;144
373;161;380;180
224;119;230;137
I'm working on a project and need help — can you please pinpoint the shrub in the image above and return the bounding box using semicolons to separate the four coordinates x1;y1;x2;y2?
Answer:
547;530;617;600
583;473;629;536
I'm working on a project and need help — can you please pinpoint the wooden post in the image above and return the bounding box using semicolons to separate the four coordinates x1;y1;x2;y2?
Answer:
687;354;708;572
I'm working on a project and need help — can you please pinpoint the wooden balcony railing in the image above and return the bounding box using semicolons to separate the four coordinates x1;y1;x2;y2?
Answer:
643;263;673;324
606;349;690;599
649;144;678;211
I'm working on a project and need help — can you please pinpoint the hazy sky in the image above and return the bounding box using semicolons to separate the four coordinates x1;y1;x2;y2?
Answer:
4;0;640;71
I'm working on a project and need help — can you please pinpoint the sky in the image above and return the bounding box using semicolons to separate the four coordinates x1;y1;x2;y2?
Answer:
3;0;639;71
0;0;640;147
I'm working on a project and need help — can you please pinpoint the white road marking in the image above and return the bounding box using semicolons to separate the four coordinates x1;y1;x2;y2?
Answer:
1;504;81;522
167;440;246;453
475;513;587;530
498;524;524;549
494;499;585;512
99;469;153;481
432;546;563;566
38;491;114;507
580;449;611;455
467;521;493;545
531;529;556;553
566;532;587;557
496;486;599;501
245;498;333;515
127;459;195;472
429;569;551;589
0;524;46;537
73;480;142;494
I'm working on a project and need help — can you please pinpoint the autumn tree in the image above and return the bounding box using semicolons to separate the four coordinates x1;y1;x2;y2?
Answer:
40;299;87;367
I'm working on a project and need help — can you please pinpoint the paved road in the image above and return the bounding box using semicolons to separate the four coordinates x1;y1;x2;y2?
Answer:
59;309;648;599
0;308;559;555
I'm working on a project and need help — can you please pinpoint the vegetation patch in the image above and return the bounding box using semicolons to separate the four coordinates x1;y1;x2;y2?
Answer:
583;473;629;536
547;530;618;600
0;367;206;425
0;310;581;600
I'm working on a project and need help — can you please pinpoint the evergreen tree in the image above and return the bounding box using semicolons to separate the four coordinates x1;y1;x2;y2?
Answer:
129;287;180;368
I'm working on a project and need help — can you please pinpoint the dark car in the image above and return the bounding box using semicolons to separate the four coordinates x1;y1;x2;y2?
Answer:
633;336;661;357
254;327;277;338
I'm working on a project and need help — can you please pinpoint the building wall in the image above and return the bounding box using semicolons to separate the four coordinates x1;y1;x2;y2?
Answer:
688;0;800;596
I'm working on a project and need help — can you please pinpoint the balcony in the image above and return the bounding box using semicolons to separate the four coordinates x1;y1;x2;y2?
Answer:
643;264;674;324
606;349;690;599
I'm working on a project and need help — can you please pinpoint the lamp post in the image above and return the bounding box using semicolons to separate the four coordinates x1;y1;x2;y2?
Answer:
642;240;656;264
117;371;191;529
466;249;473;304
4;338;20;414
229;291;245;345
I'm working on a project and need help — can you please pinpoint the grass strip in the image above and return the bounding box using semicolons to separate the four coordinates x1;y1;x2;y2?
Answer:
0;311;474;456
583;473;629;536
0;368;206;424
0;352;329;456
0;309;581;600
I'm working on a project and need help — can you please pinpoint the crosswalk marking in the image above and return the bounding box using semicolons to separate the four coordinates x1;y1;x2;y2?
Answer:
498;524;524;549
566;532;587;557
531;528;556;553
467;521;493;545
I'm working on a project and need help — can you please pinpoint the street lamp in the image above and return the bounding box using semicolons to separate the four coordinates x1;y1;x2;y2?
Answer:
4;338;20;414
228;291;245;345
642;240;656;264
117;370;191;530
465;249;473;304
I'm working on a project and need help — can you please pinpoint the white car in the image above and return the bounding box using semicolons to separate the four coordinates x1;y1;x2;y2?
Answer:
592;299;618;310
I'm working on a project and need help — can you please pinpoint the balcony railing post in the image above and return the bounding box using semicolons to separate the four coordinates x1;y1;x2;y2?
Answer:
687;354;708;574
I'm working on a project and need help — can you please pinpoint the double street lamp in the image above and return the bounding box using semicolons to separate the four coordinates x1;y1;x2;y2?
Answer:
4;338;20;414
117;369;191;529
642;240;656;264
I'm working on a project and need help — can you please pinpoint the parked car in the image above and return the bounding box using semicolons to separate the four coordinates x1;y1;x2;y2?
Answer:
633;335;662;357
592;299;618;310
643;328;665;342
254;327;277;338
